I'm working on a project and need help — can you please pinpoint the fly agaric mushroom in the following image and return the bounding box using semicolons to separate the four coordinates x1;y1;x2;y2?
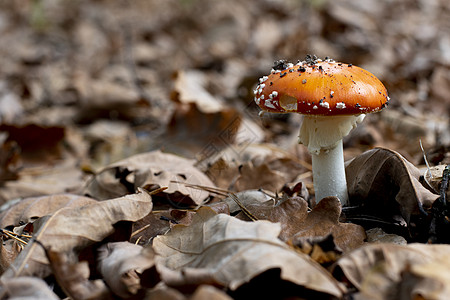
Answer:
254;55;389;206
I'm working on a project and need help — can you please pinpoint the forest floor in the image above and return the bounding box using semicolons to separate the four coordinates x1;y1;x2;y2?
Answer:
0;0;449;299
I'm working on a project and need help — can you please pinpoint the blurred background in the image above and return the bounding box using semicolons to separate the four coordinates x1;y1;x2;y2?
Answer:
0;0;449;201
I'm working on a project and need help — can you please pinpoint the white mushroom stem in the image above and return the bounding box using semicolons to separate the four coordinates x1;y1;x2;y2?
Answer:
299;114;365;206
311;140;348;205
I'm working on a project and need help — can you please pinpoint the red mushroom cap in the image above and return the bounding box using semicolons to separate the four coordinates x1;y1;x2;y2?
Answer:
254;57;389;116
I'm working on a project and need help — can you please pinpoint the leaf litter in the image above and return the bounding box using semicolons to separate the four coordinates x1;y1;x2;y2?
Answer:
153;207;344;297
0;0;449;299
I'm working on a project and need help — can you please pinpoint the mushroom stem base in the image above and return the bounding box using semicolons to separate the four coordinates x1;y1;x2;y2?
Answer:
311;139;349;206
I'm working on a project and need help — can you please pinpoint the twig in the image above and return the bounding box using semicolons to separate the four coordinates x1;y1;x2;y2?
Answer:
227;193;258;221
131;223;152;238
169;181;231;197
440;165;449;206
145;186;168;195
419;140;432;176
0;229;30;245
171;181;277;200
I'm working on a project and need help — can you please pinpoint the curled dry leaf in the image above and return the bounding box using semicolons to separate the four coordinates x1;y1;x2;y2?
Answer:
0;276;60;300
190;284;233;300
131;202;230;245
97;242;156;298
334;243;450;300
401;260;450;300
289;197;366;253
172;202;230;228
234;195;308;239
423;164;448;197
0;194;97;273
1;190;152;279
144;283;187;300
0;194;97;228
84;150;214;206
346;147;439;223
233;194;365;252
0;241;19;275
46;248;111;300
153;207;343;297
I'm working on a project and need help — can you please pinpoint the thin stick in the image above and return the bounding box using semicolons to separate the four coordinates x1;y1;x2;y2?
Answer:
440;165;449;206
227;193;258;221
419;140;432;176
1;229;28;245
170;181;231;197
146;186;168;195
131;223;151;238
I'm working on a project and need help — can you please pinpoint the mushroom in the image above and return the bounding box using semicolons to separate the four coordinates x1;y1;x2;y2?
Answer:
254;55;389;206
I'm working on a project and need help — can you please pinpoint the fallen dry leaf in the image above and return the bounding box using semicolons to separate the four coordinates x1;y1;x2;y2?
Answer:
222;189;273;214
0;276;60;299
400;260;450;300
46;248;111;300
423;164;448;197
346;147;439;224
84;150;214;206
230;193;365;252
0;124;65;163
0;138;20;183
199;157;240;190
365;228;407;245
0;159;85;204
165;102;241;158
233;195;308;238
172;70;225;114
233;161;287;192
0;194;97;273
334;243;450;300
199;143;310;191
83;120;140;170
295;235;343;267
171;202;230;228
1;190;152;279
290;197;366;253
76;78;139;109
0;194;97;228
153;207;343;297
0;85;23;124
97;242;156;298
131;202;230;245
0;240;20;276
190;284;233;300
144;283;187;300
131;210;177;245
